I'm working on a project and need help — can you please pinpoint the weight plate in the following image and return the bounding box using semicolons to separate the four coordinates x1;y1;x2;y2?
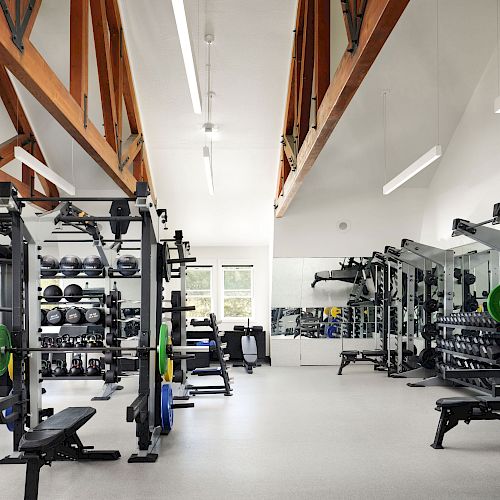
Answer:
164;330;174;382
0;324;11;376
487;284;500;323
158;323;167;376
161;384;173;432
7;355;13;380
3;401;14;432
164;244;172;282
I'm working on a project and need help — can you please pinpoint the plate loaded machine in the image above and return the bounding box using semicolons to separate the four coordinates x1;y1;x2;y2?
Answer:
0;182;209;481
431;206;500;396
399;239;455;388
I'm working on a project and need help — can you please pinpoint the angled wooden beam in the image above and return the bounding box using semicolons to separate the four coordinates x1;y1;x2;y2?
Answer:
90;0;118;151
0;22;137;194
22;0;42;40
296;0;315;148
70;0;88;107
0;133;28;168
314;0;330;107
275;0;409;217
0;168;53;210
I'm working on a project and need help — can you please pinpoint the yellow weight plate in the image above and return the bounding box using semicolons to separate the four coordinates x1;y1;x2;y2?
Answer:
8;355;13;380
164;329;174;382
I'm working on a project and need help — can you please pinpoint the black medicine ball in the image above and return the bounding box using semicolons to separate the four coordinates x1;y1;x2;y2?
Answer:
41;255;59;277
46;308;63;326
60;255;82;277
83;255;103;277
64;284;83;303
43;285;63;303
116;255;139;276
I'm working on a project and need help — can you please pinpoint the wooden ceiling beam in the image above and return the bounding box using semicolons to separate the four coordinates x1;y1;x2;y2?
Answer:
0;168;53;210
275;0;409;217
70;0;88;107
314;0;330;108
90;0;118;151
0;133;28;168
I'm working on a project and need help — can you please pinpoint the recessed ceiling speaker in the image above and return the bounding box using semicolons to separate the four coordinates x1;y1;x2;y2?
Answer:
337;220;350;232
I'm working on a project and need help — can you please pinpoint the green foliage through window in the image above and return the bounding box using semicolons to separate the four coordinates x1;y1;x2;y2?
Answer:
186;267;212;318
223;267;253;318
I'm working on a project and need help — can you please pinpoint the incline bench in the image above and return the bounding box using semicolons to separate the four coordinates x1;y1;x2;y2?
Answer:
0;407;120;500
338;350;386;375
431;396;500;449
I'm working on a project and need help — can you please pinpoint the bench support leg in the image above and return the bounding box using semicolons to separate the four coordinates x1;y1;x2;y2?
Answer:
24;456;43;500
431;409;459;449
337;359;350;375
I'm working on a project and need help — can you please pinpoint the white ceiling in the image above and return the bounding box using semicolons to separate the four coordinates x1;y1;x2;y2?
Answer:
119;0;296;245
288;0;496;206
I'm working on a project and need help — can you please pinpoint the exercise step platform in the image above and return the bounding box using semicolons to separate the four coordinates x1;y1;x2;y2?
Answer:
431;396;500;449
338;349;385;375
0;406;120;500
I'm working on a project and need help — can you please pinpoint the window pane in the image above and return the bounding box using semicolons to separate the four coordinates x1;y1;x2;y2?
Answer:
187;297;212;318
186;268;211;290
224;297;251;318
187;290;211;297
224;268;251;290
224;290;251;298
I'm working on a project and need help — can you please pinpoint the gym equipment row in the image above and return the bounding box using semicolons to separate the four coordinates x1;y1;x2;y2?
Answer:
0;182;214;499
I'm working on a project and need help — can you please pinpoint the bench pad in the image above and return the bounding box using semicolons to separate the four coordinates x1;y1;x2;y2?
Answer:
341;350;359;356
362;350;385;357
19;429;66;453
34;407;95;436
436;397;479;408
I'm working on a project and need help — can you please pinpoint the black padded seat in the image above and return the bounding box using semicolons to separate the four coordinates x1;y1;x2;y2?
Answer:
435;397;479;408
362;350;384;357
34;407;95;436
341;350;359;356
19;430;66;453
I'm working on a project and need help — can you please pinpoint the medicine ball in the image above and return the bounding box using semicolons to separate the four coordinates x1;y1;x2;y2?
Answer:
83;255;103;277
85;308;102;324
65;307;84;324
116;255;139;276
46;308;64;326
43;285;63;303
41;255;59;277
64;284;83;303
60;255;82;277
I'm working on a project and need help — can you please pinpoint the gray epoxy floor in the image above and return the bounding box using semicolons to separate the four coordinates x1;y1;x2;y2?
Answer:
1;365;500;499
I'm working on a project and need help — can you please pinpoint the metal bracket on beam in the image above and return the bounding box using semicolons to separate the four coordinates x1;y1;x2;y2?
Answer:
0;0;35;53
341;0;368;53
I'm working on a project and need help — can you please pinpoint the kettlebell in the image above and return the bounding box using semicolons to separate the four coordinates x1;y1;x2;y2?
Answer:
87;359;101;377
69;358;84;376
53;360;68;377
74;336;88;349
41;336;54;348
61;334;74;349
94;334;104;348
41;360;52;377
55;336;63;348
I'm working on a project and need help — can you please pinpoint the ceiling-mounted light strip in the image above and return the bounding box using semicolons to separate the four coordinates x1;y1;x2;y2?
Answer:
203;146;214;195
171;0;202;114
14;146;76;195
383;145;441;195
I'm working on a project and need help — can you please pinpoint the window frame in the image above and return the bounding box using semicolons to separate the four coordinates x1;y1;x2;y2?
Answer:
220;265;254;321
185;265;214;319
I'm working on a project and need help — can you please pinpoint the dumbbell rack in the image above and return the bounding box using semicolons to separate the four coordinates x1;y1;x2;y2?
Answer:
436;313;500;396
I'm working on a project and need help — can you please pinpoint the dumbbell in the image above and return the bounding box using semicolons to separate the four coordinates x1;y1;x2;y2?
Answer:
85;308;103;324
486;340;500;360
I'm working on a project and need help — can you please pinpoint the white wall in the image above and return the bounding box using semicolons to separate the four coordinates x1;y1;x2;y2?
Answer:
274;189;426;257
419;51;500;249
188;245;271;339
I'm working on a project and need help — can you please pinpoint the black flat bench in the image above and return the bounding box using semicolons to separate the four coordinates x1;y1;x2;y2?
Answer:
431;396;500;449
0;407;120;500
338;350;386;375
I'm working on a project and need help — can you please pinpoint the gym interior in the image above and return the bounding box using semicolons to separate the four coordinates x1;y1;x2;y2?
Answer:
0;0;499;499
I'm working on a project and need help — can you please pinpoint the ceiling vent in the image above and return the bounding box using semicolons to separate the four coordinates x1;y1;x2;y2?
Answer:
337;220;350;232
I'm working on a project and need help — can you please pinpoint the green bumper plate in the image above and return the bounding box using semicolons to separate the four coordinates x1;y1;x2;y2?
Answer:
0;324;11;377
157;323;167;375
487;284;500;323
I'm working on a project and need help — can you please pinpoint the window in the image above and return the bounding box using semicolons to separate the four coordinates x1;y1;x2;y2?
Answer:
186;267;213;318
223;266;253;318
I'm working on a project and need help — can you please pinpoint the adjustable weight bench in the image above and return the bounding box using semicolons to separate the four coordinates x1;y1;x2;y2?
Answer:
0;407;120;500
337;350;385;375
431;396;500;449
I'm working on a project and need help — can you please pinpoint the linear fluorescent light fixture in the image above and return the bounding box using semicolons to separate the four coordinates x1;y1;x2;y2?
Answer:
14;146;76;195
203;146;214;195
383;145;442;195
171;0;202;114
495;96;500;114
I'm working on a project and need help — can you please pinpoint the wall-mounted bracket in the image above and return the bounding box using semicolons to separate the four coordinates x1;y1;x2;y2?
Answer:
341;0;368;53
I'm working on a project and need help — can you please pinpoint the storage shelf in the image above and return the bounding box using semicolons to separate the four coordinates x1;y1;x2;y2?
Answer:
436;322;500;333
436;347;500;365
42;376;103;381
